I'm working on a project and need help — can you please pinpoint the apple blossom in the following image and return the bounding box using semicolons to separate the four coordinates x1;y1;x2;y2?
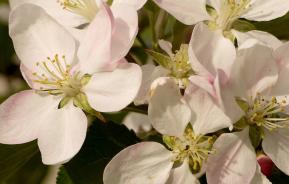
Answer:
153;0;289;40
0;3;141;165
205;42;289;182
103;79;259;184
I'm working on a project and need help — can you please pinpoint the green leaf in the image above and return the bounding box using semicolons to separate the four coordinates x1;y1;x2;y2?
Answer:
250;12;289;40
0;141;39;182
57;167;74;184
64;119;139;184
146;49;171;69
232;19;256;32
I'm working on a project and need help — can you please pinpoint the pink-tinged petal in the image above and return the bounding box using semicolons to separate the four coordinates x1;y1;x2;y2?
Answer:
148;79;191;137
242;0;289;21
103;142;174;184
189;23;236;77
189;75;215;97
153;0;209;25
78;2;114;73
9;4;76;73
134;64;169;105
166;161;199;184
185;84;232;135
112;0;147;10
9;0;87;27
233;30;282;50
122;112;152;135
263;128;289;175
214;70;244;124
206;128;257;184
271;42;289;96
230;44;278;99
0;90;59;144
110;3;138;63
84;61;142;112
38;102;87;165
250;165;272;184
158;40;174;58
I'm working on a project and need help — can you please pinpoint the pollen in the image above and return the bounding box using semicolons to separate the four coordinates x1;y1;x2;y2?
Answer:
207;0;251;36
163;126;215;173
32;54;85;98
246;94;289;131
57;0;98;21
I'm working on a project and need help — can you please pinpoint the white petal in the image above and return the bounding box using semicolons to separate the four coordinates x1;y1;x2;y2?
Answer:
122;112;152;135
271;42;289;95
206;128;257;184
242;0;289;21
9;4;76;73
153;0;209;25
185;84;232;135
263;128;289;175
166;161;199;184
134;64;169;105
112;0;147;10
233;30;282;50
103;142;174;184
0;90;59;144
84;61;142;112
231;44;278;99
9;0;87;27
189;23;236;77
110;3;138;63
158;40;174;58
189;75;215;97
148;79;191;137
207;0;222;14
214;70;244;124
78;3;114;73
250;164;271;184
38;102;87;165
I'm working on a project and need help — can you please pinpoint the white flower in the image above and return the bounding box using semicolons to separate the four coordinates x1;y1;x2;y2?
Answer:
0;3;141;165
122;112;152;137
206;41;289;182
102;78;235;183
153;0;289;40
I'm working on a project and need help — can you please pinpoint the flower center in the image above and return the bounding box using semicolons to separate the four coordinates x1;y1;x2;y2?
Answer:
58;0;99;21
207;0;251;38
163;126;215;172
244;94;289;131
32;54;85;98
169;44;195;88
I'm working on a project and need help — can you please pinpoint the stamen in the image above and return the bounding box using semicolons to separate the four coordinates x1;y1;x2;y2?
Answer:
57;0;98;21
32;54;84;98
163;126;215;172
246;93;289;131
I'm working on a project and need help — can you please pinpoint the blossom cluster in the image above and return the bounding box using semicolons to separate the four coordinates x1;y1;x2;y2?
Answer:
1;0;289;183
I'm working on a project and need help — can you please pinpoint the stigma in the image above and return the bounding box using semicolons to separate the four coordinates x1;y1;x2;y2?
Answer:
163;126;215;172
32;54;85;98
246;94;289;131
169;44;195;88
58;0;98;21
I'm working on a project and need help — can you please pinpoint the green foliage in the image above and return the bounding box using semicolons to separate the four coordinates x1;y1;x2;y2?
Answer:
146;49;171;68
63;119;139;184
0;141;47;183
57;167;74;184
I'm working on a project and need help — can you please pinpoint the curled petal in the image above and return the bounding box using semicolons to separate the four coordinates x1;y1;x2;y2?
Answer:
148;78;191;137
